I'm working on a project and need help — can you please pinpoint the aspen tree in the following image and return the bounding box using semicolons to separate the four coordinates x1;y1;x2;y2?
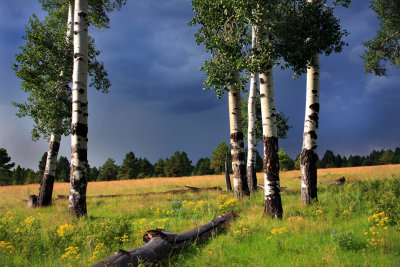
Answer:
38;2;74;207
190;0;250;198
246;26;258;192
14;0;115;208
68;0;89;217
299;0;350;205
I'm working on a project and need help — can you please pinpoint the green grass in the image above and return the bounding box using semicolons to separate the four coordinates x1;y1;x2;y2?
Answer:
0;166;400;266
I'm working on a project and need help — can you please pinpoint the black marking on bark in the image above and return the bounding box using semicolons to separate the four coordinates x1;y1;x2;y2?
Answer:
309;103;320;112
232;151;245;162
71;123;88;138
312;90;317;94
271;113;276;117
260;78;265;84
300;148;318;205
72;146;88;162
80;102;87;108
307;131;317;139
79;89;84;94
78;149;87;162
74;31;78;35
230;132;244;142
78;12;87;17
308;112;319;128
262;136;282;218
259;94;266;98
49;141;60;153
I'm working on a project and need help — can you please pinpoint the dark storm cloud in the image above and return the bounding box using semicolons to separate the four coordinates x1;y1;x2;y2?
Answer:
1;0;399;170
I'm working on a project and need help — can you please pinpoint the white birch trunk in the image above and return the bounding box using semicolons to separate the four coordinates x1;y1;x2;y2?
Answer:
36;3;74;208
69;0;89;217
247;26;258;192
37;123;62;207
300;53;320;205
229;69;249;198
67;1;74;38
259;28;282;219
301;0;320;205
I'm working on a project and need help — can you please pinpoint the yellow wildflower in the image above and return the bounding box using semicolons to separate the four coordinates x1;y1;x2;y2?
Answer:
57;224;74;237
0;241;14;254
315;210;324;216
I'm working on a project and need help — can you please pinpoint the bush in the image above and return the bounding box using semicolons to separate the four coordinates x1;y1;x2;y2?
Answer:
332;230;364;250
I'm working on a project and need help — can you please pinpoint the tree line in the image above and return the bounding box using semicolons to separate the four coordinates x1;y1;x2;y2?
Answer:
0;142;260;185
2;144;399;186
279;147;400;171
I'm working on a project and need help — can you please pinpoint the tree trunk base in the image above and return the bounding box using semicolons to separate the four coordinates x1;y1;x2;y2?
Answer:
28;195;38;208
38;174;55;207
300;148;318;205
263;195;283;219
263;136;282;218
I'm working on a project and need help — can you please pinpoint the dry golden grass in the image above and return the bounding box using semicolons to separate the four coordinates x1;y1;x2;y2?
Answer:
1;164;399;207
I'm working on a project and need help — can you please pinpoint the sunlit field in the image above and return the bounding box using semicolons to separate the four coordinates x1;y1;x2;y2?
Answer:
1;164;400;266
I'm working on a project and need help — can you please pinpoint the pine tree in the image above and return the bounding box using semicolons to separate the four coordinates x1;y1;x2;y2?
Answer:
118;152;140;180
0;148;15;186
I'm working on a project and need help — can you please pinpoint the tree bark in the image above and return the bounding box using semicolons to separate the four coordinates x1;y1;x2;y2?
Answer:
225;152;232;191
92;212;237;267
37;129;61;206
259;53;282;218
300;0;320;205
247;26;258;192
69;0;89;217
229;70;250;199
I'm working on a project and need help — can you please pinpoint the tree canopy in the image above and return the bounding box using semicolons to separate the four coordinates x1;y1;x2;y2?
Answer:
362;0;400;75
190;0;349;97
13;1;113;141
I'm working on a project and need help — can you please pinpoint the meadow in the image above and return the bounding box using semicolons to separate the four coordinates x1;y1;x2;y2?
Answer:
0;164;400;266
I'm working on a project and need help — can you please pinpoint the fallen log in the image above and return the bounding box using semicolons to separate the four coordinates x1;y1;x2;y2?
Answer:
318;177;346;185
91;211;237;267
56;186;222;200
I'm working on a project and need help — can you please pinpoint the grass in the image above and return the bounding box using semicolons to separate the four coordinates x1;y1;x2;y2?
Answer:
0;164;400;266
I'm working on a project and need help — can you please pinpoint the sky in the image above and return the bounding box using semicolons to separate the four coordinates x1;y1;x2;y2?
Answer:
0;0;399;171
